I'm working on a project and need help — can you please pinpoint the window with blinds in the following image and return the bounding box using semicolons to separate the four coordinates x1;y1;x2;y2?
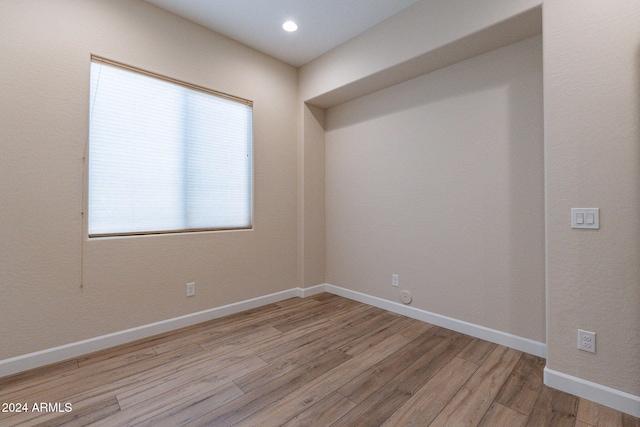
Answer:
88;57;253;237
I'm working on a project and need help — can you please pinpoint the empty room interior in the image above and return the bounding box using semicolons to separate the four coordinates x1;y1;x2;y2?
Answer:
1;0;639;425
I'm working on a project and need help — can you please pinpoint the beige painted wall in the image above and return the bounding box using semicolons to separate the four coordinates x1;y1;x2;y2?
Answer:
299;0;542;106
300;0;639;404
0;0;298;360
2;0;638;405
297;104;326;288
544;0;640;396
324;36;545;343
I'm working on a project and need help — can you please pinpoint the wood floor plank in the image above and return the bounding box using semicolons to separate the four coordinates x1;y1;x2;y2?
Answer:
32;396;121;427
115;355;266;409
525;385;579;427
578;398;625;427
138;303;283;356
333;332;473;426
311;293;342;302
274;296;323;309
622;412;640;427
186;317;333;372
323;302;385;324
197;324;282;350
91;359;257;427
75;339;163;368
1;294;637;427
256;306;390;363
184;349;352;426
478;402;529;427
0;344;205;426
111;346;247;402
254;322;341;363
0;346;156;402
0;345;202;426
281;392;356;427
232;310;388;394
429;345;522;427
0;359;79;395
458;338;498;365
233;338;337;393
380;356;478;427
78;347;157;371
150;302;304;355
336;326;448;404
233;334;411;427
131;382;244;427
495;352;545;416
398;318;435;340
339;313;414;356
271;297;362;333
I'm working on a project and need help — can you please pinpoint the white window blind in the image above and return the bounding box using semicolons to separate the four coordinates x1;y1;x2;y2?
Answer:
88;57;253;237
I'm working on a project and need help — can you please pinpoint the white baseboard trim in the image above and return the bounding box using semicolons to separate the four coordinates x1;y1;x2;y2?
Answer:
322;283;547;358
297;283;327;298
4;283;636;417
0;287;306;378
544;367;640;418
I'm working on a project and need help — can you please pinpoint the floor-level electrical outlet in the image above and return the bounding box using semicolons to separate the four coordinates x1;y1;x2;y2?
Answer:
186;282;196;297
392;274;399;287
578;329;596;353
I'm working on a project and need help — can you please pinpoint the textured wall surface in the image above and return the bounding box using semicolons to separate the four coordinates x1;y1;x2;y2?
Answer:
325;37;545;343
298;104;327;288
544;0;640;395
301;0;640;401
299;0;541;104
0;0;298;360
2;0;638;406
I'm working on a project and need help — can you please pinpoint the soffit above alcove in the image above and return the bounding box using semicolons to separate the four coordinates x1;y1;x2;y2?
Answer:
304;6;542;109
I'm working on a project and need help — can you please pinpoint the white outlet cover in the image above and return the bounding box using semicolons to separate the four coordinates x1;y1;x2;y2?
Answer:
186;282;195;297
578;329;596;353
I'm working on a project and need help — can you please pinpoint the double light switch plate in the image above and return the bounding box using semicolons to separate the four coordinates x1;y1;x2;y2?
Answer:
571;208;599;229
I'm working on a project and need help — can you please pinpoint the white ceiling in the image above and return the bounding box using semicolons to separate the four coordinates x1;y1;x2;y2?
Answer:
144;0;422;67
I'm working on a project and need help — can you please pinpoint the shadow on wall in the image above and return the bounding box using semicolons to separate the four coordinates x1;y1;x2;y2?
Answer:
323;36;545;342
505;39;545;343
325;35;541;132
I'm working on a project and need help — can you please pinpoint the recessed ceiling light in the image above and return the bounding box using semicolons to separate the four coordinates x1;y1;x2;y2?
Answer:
282;21;298;32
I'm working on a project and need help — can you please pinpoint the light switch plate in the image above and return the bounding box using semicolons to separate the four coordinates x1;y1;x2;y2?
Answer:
571;208;599;229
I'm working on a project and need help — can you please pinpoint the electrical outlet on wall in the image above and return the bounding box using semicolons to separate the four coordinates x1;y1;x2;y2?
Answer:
578;329;596;353
186;282;196;297
392;274;399;287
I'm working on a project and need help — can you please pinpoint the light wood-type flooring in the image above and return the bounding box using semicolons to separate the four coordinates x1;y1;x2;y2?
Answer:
1;293;638;426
